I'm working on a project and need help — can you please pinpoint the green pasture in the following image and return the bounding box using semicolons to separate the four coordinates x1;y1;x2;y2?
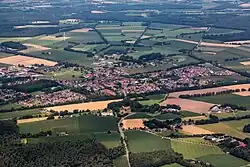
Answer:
170;138;223;159
0;103;23;111
161;163;184;167
0;52;15;58
28;132;121;149
0;108;43;119
19;115;119;134
197;154;250;167
125;130;171;153
207;27;243;35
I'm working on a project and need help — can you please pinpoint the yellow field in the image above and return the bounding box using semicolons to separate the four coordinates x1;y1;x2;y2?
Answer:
240;61;250;65
0;55;57;66
70;28;93;33
39;35;70;41
17;117;48;124
233;91;250;96
182;125;214;135
46;99;122;112
22;43;51;53
122;119;147;129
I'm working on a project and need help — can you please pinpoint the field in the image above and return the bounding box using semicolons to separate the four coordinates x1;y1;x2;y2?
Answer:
170;138;223;159
46;99;122;112
0;108;43;119
191;94;250;109
113;156;129;167
181;125;214;135
17;117;49;124
125;131;171;153
197;154;250;167
168;84;250;98
198;119;250;139
161;163;184;167
122;119;147;129
28;132;121;149
0;55;57;66
161;98;215;113
19;114;119;134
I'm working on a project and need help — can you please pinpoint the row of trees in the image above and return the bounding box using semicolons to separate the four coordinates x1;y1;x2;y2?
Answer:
144;118;182;129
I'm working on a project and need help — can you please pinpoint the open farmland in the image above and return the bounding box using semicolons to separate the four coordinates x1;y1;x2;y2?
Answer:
168;84;250;98
46;99;121;112
125;130;171;153
181;125;214;135
0;55;57;66
191;94;250;109
0;108;43;119
170;138;223;159
122;119;147;129
28;132;121;149
197;154;250;167
161;98;215;113
198;121;250;139
19;114;119;134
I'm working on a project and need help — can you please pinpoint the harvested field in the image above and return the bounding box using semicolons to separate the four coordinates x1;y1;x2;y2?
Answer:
233;91;250;96
70;28;93;33
173;39;240;47
168;84;250;98
39;36;70;41
182;116;207;121
161;98;215;113
122;119;147;129
46;99;122;112
0;55;57;66
202;52;216;55
240;61;250;65
240;3;250;7
91;10;105;14
182;125;214;135
17;117;48;124
22;43;51;53
189;27;208;30
224;40;250;44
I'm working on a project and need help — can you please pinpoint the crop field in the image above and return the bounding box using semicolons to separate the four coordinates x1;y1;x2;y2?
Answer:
72;44;108;52
113;156;129;167
125;130;171;153
29;49;93;66
161;98;215;113
122;119;147;129
170;138;223;159
19;114;119;134
213;111;250;119
66;30;104;44
155;113;180;120
46;99;121;112
206;27;243;35
198;121;250;139
0;55;57;66
0;103;23;110
181;125;214;135
0;108;43;119
197;154;250;167
180;111;201;117
191;94;250;109
44;68;85;80
28;132;121;149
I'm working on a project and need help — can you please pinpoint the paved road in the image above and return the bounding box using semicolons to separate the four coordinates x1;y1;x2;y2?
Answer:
118;113;135;167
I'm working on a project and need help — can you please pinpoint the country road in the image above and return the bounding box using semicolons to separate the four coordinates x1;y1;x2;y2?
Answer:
118;113;135;167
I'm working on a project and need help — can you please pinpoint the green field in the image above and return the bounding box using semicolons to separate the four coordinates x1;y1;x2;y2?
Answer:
0;103;23;110
191;94;250;109
125;112;153;119
161;163;184;167
30;49;93;66
19;115;119;134
113;155;129;167
138;94;165;105
125;131;171;153
170;138;223;159
197;154;250;167
28;132;121;149
44;68;85;80
180;111;201;118
0;108;43;119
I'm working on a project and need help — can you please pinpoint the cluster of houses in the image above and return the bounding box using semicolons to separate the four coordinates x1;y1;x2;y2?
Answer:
203;135;247;148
